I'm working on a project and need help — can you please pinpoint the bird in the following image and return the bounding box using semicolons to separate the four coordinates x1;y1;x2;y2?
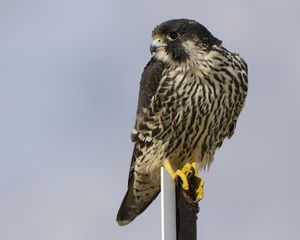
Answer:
116;19;248;226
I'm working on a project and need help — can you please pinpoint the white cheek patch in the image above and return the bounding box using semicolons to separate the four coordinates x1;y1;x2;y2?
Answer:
154;49;172;63
181;40;207;62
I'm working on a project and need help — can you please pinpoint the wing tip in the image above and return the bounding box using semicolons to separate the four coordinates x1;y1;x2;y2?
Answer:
116;205;137;226
116;218;131;226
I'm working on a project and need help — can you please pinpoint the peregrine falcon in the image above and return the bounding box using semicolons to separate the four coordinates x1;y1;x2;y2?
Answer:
116;19;248;226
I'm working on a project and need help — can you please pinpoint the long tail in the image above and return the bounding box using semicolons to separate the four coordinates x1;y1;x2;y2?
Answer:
116;179;160;226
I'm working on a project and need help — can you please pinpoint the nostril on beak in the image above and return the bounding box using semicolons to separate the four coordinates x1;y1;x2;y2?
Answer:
150;39;163;55
150;44;158;54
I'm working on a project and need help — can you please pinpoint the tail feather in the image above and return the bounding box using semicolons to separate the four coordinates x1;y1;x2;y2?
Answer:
116;181;160;226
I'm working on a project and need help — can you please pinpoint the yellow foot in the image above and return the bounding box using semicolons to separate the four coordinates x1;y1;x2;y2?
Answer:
196;177;205;201
163;160;205;201
177;163;205;201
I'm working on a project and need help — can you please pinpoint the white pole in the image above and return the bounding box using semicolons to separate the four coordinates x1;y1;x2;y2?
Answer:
161;167;176;240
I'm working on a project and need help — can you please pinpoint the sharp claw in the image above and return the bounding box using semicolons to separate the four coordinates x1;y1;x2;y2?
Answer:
186;170;193;179
190;167;195;176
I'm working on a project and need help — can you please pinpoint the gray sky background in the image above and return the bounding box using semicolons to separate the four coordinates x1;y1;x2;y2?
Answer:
0;0;299;239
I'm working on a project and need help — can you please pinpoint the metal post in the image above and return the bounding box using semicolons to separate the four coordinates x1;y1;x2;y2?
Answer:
161;167;177;240
176;184;198;240
161;167;198;240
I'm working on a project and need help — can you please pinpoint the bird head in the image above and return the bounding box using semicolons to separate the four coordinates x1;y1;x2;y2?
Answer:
151;19;222;64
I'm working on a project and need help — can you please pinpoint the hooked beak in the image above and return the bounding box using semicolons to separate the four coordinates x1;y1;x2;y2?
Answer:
150;39;164;54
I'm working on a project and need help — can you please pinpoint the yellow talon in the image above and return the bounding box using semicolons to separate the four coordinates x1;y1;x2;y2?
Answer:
163;160;205;201
191;162;198;176
175;169;189;190
196;178;205;200
163;159;177;179
191;161;205;200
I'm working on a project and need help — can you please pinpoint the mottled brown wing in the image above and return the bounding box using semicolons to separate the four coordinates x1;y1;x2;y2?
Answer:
127;57;166;185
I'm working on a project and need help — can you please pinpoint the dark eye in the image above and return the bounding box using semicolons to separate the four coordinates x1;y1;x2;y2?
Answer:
169;32;178;40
